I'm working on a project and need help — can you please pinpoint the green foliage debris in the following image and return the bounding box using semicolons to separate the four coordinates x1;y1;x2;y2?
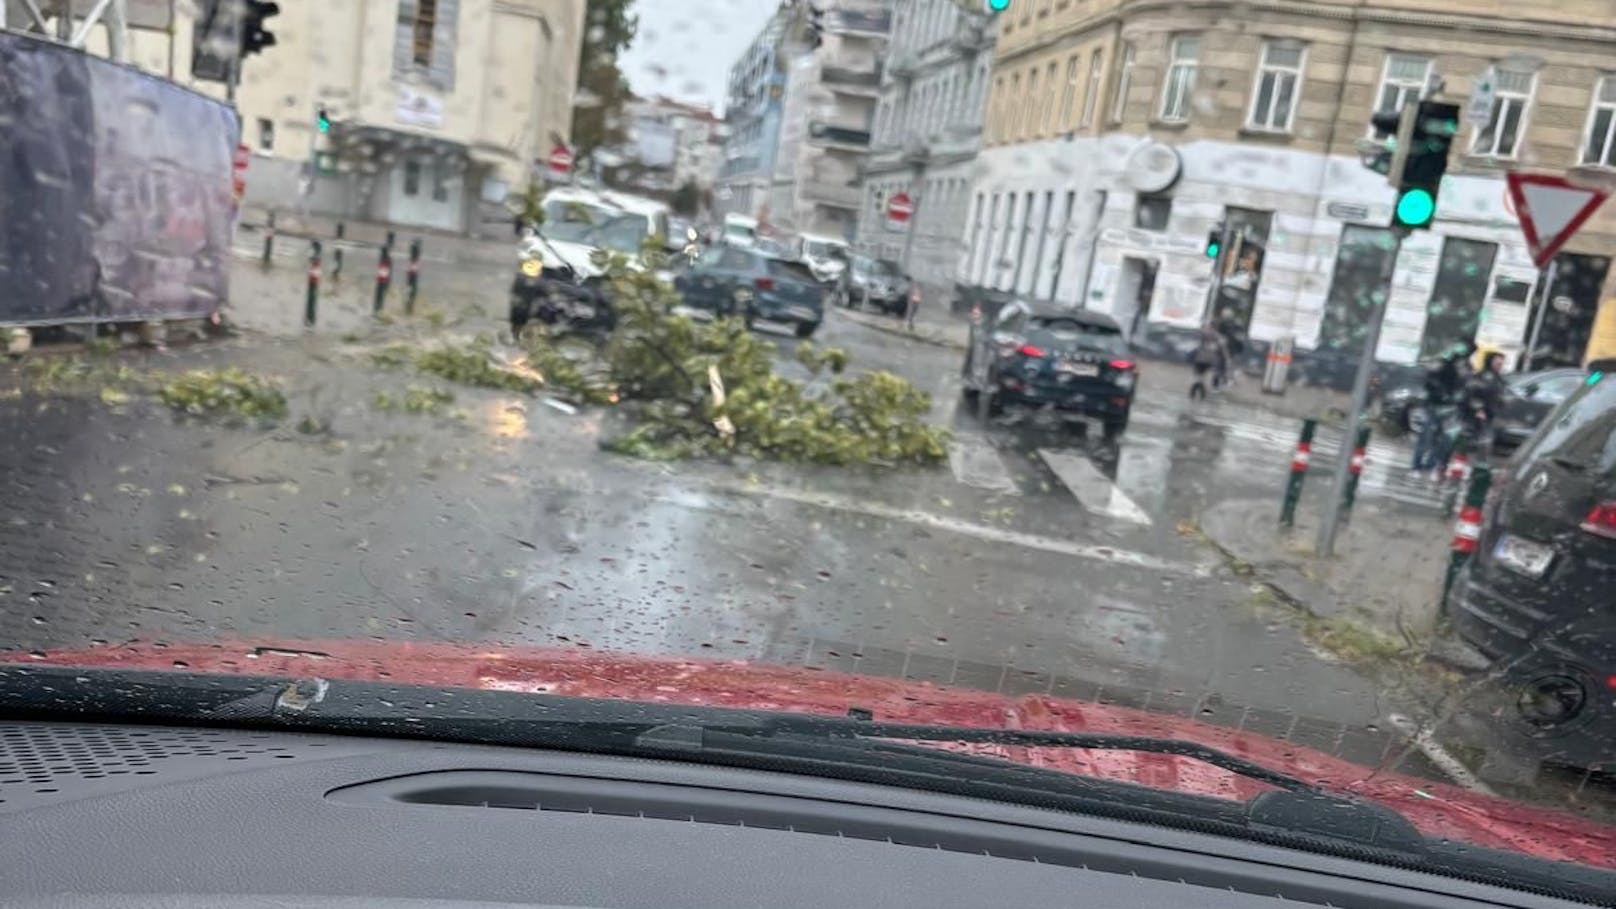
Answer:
156;368;288;420
374;385;456;414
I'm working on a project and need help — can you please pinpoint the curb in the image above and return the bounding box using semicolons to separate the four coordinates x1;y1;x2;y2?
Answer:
830;307;967;351
1196;499;1489;676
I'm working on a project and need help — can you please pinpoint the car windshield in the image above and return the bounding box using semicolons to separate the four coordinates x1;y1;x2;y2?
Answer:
5;0;1616;895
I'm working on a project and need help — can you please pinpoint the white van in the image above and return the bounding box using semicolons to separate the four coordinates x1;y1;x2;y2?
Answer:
799;233;850;285
722;213;759;249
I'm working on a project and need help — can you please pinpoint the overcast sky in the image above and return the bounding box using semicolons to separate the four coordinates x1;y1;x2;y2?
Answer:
618;0;780;113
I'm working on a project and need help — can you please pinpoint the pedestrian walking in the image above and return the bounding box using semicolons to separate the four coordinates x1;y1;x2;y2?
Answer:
904;285;920;332
1189;325;1230;401
1458;351;1507;464
1411;342;1473;477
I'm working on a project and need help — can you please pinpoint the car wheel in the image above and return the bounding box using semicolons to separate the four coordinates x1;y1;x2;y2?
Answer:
795;321;819;338
1103;410;1130;441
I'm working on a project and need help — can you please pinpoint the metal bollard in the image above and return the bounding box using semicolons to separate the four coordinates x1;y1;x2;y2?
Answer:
262;210;276;266
373;245;392;314
1339;424;1372;519
305;240;322;327
1279;417;1316;528
1443;465;1493;602
385;230;396;250
332;222;345;281
406;238;421;315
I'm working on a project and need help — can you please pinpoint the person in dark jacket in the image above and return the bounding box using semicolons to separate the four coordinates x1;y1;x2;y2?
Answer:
1411;342;1474;473
1459;351;1508;457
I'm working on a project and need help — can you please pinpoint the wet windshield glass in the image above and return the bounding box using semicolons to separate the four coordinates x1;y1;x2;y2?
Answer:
3;0;1616;892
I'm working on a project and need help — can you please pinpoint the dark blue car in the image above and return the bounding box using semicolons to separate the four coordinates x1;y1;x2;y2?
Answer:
672;246;826;337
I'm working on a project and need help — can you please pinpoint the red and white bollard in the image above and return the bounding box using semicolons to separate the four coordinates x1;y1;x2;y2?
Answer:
1446;451;1469;485
1451;502;1484;554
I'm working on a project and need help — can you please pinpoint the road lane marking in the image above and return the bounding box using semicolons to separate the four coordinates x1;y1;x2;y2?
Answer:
947;433;1020;495
1386;712;1498;796
653;483;1209;576
1037;449;1152;525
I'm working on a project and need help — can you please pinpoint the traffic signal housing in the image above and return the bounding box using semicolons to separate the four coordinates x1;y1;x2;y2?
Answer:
1368;101;1458;230
317;108;332;134
242;0;280;58
1204;224;1223;260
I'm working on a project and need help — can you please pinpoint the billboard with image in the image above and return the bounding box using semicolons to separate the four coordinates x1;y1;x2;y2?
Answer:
0;31;238;326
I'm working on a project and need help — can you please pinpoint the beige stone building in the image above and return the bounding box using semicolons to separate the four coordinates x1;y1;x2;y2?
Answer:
65;0;585;233
968;0;1616;374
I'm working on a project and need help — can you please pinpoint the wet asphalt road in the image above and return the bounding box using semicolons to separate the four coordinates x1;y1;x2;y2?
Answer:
1;256;1462;784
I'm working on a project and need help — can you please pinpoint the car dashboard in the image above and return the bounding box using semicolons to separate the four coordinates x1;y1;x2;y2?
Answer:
0;720;1599;909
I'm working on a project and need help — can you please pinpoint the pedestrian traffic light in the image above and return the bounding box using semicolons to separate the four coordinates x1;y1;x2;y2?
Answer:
317;108;332;133
241;0;279;58
1204;223;1223;259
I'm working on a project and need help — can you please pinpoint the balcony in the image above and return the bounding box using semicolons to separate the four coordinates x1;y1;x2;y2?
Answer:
822;64;883;96
808;121;871;149
801;176;862;209
950;19;993;55
826;8;891;35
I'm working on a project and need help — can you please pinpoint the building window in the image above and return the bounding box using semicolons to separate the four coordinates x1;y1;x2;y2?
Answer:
1024;67;1040;139
1583;76;1616;167
1248;42;1305;132
1079;50;1102;128
403;160;421;196
1109;43;1135;123
1135;194;1172;231
1159;36;1199;122
412;0;438;66
256;117;274;152
1472;67;1534;158
1042;61;1059;134
1060;55;1079;127
1371;54;1431;137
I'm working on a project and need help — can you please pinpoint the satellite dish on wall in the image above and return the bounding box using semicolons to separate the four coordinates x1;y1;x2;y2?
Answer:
1123;141;1182;194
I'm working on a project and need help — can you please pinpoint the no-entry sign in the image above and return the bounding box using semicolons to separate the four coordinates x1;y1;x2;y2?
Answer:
548;145;574;176
886;192;913;230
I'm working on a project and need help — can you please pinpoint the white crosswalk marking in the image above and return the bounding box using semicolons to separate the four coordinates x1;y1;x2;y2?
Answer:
947;433;1020;495
1037;448;1152;525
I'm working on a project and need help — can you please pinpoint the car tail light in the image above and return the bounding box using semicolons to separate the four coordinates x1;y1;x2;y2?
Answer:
1108;359;1136;371
754;277;775;291
1580;501;1616;539
1017;344;1047;358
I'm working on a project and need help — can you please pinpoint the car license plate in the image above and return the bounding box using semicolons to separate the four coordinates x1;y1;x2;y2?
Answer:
1057;361;1099;377
1493;534;1554;578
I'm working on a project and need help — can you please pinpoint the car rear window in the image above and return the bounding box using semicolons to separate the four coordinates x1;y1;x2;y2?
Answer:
1026;318;1126;354
766;258;818;283
1516;372;1616;477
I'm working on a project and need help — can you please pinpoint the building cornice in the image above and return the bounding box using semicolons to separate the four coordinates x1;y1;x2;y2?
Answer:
994;0;1616;63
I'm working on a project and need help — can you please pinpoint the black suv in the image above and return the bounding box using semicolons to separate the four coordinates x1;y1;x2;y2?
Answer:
1445;368;1615;765
961;301;1137;438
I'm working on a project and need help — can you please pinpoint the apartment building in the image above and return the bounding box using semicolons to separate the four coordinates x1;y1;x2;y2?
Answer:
611;95;723;199
768;2;891;238
856;0;995;295
74;0;585;234
714;6;796;223
969;0;1616;373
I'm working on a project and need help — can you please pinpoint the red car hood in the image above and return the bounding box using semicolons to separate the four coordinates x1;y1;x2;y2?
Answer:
12;638;1615;869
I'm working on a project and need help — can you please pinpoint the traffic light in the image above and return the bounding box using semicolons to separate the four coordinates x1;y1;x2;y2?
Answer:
806;5;824;48
986;0;1011;11
242;0;279;58
317;108;332;134
1397;100;1459;230
1204;224;1223;259
1368;101;1458;231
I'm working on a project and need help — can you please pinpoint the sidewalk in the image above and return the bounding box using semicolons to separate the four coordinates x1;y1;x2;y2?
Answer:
236;206;516;269
1199;495;1488;669
830;302;971;350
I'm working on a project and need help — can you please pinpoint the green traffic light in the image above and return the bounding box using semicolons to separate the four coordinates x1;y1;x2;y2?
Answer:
1395;188;1435;227
988;0;1010;10
317;109;331;133
1205;242;1220;259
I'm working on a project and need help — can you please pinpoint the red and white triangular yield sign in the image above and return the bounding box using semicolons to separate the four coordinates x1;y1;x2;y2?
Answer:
1505;172;1609;268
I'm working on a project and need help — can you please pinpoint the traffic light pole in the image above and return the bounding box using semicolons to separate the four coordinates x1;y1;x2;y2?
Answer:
1316;223;1411;557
